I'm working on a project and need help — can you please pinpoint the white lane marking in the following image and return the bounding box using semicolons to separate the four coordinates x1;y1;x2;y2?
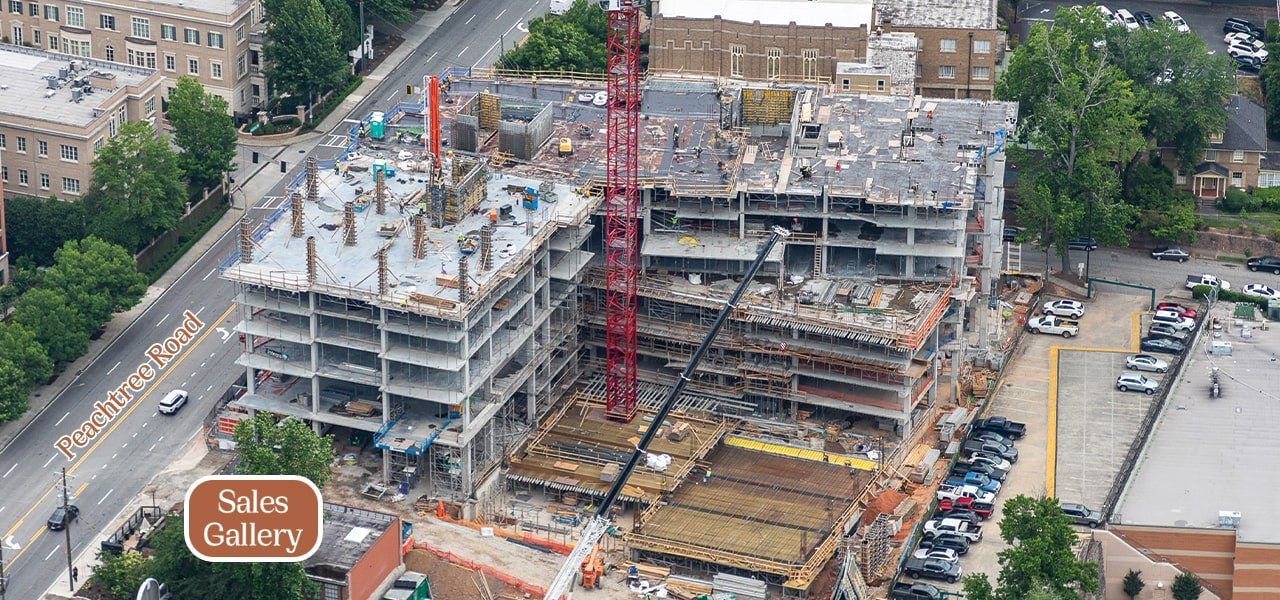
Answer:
465;14;475;24
155;313;171;328
385;90;397;101
207;385;214;392
196;305;206;317
496;8;506;19
187;430;198;442
148;443;157;452
0;506;5;514
101;464;107;469
428;51;438;62
201;362;206;367
43;455;57;468
122;443;128;448
55;411;70;427
98;489;114;504
158;436;165;442
142;422;148;428
2;464;15;478
107;361;121;375
152;412;159;417
45;546;59;561
112;454;117;459
203;268;217;281
458;45;470;57
506;21;522;36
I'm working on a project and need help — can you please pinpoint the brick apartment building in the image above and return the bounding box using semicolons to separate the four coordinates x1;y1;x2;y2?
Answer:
649;0;1002;99
2;0;263;115
0;45;163;201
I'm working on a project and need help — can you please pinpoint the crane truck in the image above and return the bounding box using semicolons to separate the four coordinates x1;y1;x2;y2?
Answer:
541;226;792;599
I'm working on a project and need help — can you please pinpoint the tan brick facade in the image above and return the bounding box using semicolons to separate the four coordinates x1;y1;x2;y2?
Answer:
885;26;1000;99
1162;148;1263;199
1111;524;1280;599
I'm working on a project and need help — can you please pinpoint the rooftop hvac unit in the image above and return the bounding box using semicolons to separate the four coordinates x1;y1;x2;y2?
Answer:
59;65;69;79
46;75;59;89
1218;511;1242;528
71;88;83;102
69;60;79;71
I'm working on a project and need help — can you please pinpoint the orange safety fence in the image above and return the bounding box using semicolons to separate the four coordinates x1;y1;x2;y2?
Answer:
413;541;550;599
427;500;576;556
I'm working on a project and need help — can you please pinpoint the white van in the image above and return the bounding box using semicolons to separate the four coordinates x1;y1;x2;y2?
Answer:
549;0;572;15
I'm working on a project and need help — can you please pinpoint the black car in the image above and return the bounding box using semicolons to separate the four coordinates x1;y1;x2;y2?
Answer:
1150;247;1189;262
1133;11;1154;28
1224;17;1264;39
1140;336;1186;355
47;504;80;531
1066;237;1098;251
962;439;1019;463
968;430;1015;448
1247;255;1280;274
936;508;984;523
1232;53;1262;72
956;461;1008;481
903;557;962;584
919;533;970;555
1003;226;1024;243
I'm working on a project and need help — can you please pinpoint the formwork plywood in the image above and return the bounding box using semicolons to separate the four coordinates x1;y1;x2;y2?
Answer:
638;505;813;563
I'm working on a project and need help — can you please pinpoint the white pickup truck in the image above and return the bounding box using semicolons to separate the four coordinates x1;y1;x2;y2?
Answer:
923;517;983;542
1026;315;1079;338
935;484;995;505
1185;274;1230;291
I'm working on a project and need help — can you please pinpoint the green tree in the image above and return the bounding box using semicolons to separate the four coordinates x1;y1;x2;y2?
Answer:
1124;163;1197;242
233;413;335;488
498;1;606;73
167;76;238;189
349;0;412;25
264;0;349;108
1261;26;1280;139
146;515;316;600
1172;572;1203;600
1123;569;1146;599
1;196;85;266
962;495;1099;600
85;121;187;252
43;237;146;328
0;359;30;422
12;288;92;365
997;7;1144;271
0;323;53;388
93;550;151;599
324;0;360;53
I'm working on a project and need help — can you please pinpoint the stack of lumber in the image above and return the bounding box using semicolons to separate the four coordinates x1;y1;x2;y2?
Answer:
713;573;767;600
666;575;714;599
625;562;671;583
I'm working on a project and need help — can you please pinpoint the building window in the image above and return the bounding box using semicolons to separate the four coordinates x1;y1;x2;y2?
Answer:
972;66;990;80
99;13;113;29
37;140;47;156
0;133;5;148
93;136;104;149
188;57;199;75
1;166;6;181
210;61;222;79
237;53;246;76
973;39;991;54
131;16;149;38
15;136;25;153
64;38;90;57
184;27;199;44
730;44;744;78
766;47;781;79
915;63;922;78
876;79;886;92
802;48;818;81
118;106;125;123
1175;171;1187;185
18;169;28;185
940;38;956;53
1232;171;1244;187
1209;131;1224;144
39;173;49;190
840;78;850;90
1260;171;1280;188
105;44;114;61
1233;149;1245;163
60;144;77;161
108;116;117;137
62;177;80;194
145;96;155;115
1205;149;1217;161
28;2;37;17
65;5;82;27
164;53;175;71
42;4;56;21
207;31;223;48
939;65;956;79
7;0;18;14
161;23;176;40
48;34;58;50
128;48;156;68
235;26;244;42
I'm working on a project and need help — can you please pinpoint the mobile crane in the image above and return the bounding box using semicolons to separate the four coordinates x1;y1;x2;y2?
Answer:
542;226;791;599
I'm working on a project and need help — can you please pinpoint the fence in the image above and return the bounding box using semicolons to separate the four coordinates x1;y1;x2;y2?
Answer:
135;183;227;273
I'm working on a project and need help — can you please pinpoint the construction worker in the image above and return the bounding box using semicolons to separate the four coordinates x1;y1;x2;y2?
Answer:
703;467;712;483
457;233;466;244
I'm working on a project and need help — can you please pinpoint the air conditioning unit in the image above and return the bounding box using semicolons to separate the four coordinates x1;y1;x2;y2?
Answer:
1218;510;1242;528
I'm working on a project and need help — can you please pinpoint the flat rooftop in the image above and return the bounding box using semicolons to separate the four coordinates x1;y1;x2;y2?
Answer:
132;0;248;16
876;0;998;30
657;0;874;28
222;157;593;317
0;46;155;128
1114;306;1280;544
306;503;397;574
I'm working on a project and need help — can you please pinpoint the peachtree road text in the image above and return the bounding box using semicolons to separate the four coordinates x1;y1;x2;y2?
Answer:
54;310;207;460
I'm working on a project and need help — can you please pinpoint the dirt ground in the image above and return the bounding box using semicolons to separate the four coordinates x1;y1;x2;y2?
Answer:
405;550;511;599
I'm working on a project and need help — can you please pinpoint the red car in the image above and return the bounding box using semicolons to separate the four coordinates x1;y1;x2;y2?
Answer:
1156;302;1198;319
938;497;994;520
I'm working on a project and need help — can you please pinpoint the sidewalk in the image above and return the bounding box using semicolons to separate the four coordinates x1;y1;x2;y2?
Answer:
0;2;464;454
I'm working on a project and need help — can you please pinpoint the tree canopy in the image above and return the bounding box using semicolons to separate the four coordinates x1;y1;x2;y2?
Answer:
0;360;30;422
42;237;146;328
498;0;606;73
143;515;317;600
962;495;1099;600
167;76;238;189
0;323;52;388
11;288;92;366
85;121;187;252
1172;572;1203;600
264;0;349;105
2;196;85;266
232;413;335;488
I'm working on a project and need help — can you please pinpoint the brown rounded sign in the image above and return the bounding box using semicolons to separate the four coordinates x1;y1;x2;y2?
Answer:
184;475;323;562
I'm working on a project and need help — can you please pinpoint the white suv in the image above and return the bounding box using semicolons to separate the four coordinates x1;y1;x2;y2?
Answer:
1151;310;1195;331
1114;9;1139;31
1116;372;1158;395
158;389;189;415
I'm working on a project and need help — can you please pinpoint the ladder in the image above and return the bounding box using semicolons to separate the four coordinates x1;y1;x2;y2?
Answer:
813;241;824;278
1005;241;1022;274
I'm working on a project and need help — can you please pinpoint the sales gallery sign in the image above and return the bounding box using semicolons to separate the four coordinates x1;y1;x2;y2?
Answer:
184;475;324;562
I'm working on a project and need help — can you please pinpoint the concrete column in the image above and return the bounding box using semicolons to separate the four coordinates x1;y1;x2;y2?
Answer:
309;292;321;415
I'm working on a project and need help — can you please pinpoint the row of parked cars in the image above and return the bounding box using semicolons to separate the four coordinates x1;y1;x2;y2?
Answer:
1138;301;1199;355
1091;6;1268;71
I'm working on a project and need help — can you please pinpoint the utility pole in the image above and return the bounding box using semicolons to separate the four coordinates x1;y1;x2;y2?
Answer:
358;0;366;73
59;468;75;592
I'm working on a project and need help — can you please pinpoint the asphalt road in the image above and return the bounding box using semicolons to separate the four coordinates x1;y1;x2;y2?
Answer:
1014;242;1271;295
0;0;543;596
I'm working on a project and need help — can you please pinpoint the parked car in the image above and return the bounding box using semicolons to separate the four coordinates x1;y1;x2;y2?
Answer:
1163;11;1190;32
939;497;995;520
1225;33;1266;53
968;430;1016;448
923;518;983;542
951;461;1007;482
1232;53;1263;72
936;484;996;505
1140;336;1186;355
1247;255;1280;273
936;508;984;524
1042;299;1085;318
889;582;945;600
1125;354;1169;373
1003;226;1024;242
962;439;1019;463
1026;315;1079;337
1116;372;1159;395
1066;237;1098;251
1156;302;1198;319
1096;5;1116;25
903;556;962;584
1150;247;1190;262
971;416;1027;440
1151;310;1195;331
944;471;1001;494
1148;323;1189;341
1242;283;1280;300
1185;274;1230;291
918;533;971;555
1061;502;1104;528
1228;42;1268;64
1223;17;1264;39
1113;8;1139;30
967;452;1012;471
1133;10;1154;28
47;504;80;531
912;547;960;564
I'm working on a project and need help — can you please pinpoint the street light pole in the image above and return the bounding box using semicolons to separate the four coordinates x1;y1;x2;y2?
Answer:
61;468;74;592
358;0;366;73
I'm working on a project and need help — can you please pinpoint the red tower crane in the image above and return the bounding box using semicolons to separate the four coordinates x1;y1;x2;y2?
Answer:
602;0;642;422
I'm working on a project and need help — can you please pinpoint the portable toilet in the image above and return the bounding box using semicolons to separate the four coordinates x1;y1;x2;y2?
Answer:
369;112;386;139
372;159;387;178
522;187;539;210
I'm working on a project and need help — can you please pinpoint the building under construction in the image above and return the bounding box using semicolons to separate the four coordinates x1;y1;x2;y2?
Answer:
220;71;1016;597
